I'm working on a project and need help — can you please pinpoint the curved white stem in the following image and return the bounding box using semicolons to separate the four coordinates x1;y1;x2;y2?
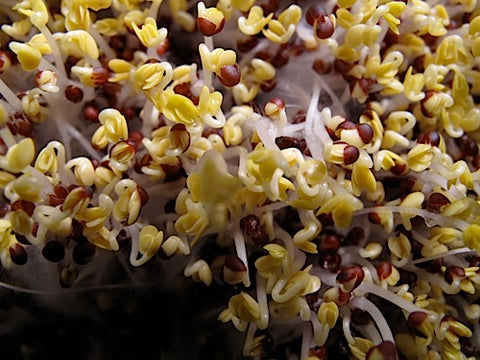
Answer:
242;323;257;357
350;296;395;344
202;36;214;90
354;206;469;230
301;321;313;360
256;274;269;330
354;282;436;315
37;24;67;79
234;228;250;287
0;78;22;111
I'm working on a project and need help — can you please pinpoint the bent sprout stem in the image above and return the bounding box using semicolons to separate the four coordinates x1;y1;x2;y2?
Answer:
88;26;116;61
65;123;102;160
256;274;269;330
354;206;470;230
36;24;67;80
301;321;313;360
341;307;356;345
234;229;251;287
304;82;324;161
0;78;22;111
350;296;395;344
202;35;215;90
410;247;475;265
354;282;436;316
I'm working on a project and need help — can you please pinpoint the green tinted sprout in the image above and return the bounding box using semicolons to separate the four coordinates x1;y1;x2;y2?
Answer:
184;260;213;286
262;5;302;44
316;193;363;228
62;1;92;30
9;42;42;72
98;108;129;144
0;138;35;173
269;296;310;321
160;91;200;127
315;301;339;345
293;210;321;253
244;145;295;201
14;0;49;28
237;6;273;36
0;219;19;268
464;224;480;253
62;186;92;216
113;179;146;225
94;17;126;36
5;173;44;203
65;157;96;186
1;19;32;39
59;30;100;60
160;234;190;257
132;17;167;48
218;292;262;331
388;233;412;267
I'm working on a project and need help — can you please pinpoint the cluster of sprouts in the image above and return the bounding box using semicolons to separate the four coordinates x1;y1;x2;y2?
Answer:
1;0;480;359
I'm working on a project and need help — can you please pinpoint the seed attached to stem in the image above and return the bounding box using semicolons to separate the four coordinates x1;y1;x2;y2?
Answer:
65;85;84;103
336;265;364;292
9;243;27;265
218;64;241;87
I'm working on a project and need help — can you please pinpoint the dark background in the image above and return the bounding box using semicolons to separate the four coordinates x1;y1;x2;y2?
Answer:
0;281;243;360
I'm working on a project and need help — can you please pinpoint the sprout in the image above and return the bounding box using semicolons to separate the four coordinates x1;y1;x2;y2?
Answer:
0;0;480;359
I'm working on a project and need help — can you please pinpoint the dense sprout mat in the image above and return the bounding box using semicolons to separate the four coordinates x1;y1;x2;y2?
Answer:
1;0;480;359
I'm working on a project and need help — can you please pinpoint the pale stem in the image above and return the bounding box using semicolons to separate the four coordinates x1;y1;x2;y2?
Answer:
203;35;214;89
410;247;474;265
148;0;164;18
128;224;140;266
40;93;73;160
102;174;122;196
0;78;22;111
301;321;313;360
256;274;269;330
318;78;346;117
88;25;116;60
37;24;67;79
311;309;328;346
234;228;251;287
38;57;58;72
255;117;279;150
242;322;257;357
117;242;139;277
340;307;356;345
65;123;102;160
358;323;382;345
141;99;159;135
354;206;469;230
146;46;158;59
276;227;301;273
304;82;324;160
354;282;436;315
0;128;16;148
238;39;270;68
350;296;395;344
